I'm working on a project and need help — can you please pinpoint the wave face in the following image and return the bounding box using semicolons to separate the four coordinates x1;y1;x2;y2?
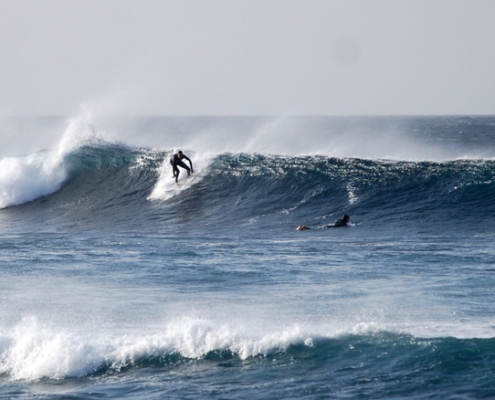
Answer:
3;145;495;234
2;114;495;232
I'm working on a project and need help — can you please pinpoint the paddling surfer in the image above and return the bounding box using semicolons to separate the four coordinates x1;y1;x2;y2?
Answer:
328;214;350;228
296;214;350;231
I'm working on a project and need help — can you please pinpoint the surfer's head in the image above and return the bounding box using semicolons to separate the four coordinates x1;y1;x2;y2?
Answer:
178;150;183;158
343;214;350;223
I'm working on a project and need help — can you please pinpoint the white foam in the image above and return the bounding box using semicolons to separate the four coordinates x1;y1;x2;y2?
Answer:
0;109;114;208
147;151;212;201
1;314;494;381
0;317;104;381
0;152;66;208
0;316;315;381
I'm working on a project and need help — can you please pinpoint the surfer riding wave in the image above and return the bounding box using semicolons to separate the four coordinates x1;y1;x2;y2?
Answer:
170;150;194;184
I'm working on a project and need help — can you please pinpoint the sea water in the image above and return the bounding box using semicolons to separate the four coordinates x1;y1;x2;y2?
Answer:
1;114;495;399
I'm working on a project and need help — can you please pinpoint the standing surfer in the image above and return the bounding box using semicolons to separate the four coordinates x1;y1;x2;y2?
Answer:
170;150;194;184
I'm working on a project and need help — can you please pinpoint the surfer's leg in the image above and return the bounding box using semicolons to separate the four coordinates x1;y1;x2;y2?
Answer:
177;161;191;177
173;166;180;182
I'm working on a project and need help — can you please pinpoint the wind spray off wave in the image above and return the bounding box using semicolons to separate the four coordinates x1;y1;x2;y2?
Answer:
0;112;114;208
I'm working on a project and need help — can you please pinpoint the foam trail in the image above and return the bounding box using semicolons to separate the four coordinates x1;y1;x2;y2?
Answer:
0;110;114;208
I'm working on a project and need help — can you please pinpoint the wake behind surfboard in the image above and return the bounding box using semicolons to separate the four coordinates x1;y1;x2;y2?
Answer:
148;173;197;200
147;151;211;201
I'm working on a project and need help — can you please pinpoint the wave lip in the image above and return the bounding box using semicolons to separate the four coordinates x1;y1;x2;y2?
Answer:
0;151;66;208
0;317;316;381
2;316;495;382
0;111;118;209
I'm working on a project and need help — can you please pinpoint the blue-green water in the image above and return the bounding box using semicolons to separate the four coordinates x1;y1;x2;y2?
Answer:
1;116;495;399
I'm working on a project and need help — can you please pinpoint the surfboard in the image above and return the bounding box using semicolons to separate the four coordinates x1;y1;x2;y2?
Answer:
147;170;196;200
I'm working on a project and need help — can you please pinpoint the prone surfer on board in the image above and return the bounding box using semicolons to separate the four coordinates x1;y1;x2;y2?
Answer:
170;150;194;184
327;214;350;228
296;214;350;231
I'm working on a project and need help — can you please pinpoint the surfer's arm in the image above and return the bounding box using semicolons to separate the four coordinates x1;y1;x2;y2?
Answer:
184;156;193;172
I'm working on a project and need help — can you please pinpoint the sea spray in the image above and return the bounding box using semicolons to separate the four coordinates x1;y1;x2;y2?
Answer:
0;111;115;208
148;151;213;201
0;316;319;381
0;151;65;208
0;317;104;381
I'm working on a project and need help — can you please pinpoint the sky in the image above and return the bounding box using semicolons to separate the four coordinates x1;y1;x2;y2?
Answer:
1;0;495;116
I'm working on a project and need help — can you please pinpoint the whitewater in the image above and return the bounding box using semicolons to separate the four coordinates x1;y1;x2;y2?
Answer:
1;114;495;399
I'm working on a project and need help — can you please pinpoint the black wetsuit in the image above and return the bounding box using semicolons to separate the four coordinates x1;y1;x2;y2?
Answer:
170;153;193;181
297;215;349;231
333;218;347;227
326;215;349;228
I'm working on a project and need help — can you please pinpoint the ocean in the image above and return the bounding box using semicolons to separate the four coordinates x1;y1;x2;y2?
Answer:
1;114;495;399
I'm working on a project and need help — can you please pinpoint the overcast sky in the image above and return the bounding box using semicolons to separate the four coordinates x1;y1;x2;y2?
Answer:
1;0;495;116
